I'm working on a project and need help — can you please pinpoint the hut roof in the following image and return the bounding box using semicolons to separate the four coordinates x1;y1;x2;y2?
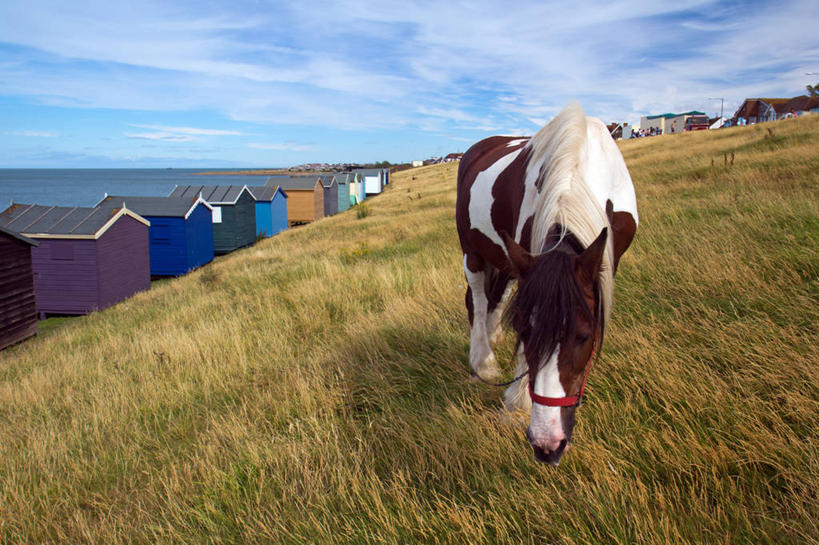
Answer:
275;176;322;191
318;175;337;188
0;224;39;246
169;185;251;204
0;204;149;239
96;195;212;219
248;186;288;202
645;111;705;120
353;168;384;176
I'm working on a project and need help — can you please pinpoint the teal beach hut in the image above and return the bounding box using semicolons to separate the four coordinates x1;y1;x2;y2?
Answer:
170;185;256;254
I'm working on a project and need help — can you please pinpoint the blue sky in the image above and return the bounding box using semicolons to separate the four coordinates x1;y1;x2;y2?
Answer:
1;0;818;167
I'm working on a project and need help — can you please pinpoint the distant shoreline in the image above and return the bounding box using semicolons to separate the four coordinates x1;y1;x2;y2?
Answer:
193;169;333;176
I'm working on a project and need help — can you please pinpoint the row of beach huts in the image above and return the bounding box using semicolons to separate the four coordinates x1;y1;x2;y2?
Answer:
0;168;390;351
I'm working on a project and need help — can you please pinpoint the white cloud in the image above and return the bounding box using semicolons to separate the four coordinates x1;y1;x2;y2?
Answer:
129;124;242;136
125;132;195;142
248;142;319;152
1;0;818;143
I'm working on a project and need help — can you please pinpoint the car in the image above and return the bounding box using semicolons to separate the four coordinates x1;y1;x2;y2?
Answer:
684;115;710;131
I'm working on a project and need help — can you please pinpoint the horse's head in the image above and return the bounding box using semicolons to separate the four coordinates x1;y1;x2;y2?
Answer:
502;227;607;465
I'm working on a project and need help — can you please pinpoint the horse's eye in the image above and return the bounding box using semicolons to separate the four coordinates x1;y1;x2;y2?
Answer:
575;333;590;344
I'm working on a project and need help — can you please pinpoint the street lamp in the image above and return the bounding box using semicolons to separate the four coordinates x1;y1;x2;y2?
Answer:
709;97;725;119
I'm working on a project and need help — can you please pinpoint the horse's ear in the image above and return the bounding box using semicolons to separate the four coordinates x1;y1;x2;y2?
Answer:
575;227;607;288
501;231;533;278
605;199;637;276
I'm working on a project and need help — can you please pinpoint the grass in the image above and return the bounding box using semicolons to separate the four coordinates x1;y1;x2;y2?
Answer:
0;118;817;544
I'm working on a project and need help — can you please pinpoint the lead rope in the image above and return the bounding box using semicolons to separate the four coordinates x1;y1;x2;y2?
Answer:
472;339;527;388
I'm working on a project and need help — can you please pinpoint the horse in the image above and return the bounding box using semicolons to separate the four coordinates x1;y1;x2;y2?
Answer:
455;103;638;465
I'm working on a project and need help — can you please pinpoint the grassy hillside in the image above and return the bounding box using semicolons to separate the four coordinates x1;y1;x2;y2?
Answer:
1;117;817;544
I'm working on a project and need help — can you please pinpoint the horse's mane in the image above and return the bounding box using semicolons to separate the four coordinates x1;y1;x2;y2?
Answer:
523;102;614;327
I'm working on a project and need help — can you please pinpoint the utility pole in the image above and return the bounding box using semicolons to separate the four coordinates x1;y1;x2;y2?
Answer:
709;97;725;119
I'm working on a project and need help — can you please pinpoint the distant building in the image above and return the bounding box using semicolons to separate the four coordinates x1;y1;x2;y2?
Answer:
607;122;630;139
411;160;423;168
640;111;705;135
733;96;819;124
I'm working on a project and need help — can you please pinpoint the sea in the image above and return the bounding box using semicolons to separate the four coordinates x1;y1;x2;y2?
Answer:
0;169;278;211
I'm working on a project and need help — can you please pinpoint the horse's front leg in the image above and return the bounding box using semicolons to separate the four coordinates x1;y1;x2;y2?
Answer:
486;275;512;345
504;343;531;412
464;255;500;379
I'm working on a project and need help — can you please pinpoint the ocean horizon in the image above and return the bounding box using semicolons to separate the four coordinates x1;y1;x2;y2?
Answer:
0;168;280;211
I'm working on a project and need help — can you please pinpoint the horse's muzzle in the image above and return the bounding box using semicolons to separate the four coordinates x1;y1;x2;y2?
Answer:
527;429;568;465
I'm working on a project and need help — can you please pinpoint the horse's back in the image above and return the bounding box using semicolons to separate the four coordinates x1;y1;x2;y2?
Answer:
456;135;531;268
582;117;639;224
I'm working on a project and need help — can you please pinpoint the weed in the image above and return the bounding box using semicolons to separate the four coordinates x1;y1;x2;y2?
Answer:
356;203;371;219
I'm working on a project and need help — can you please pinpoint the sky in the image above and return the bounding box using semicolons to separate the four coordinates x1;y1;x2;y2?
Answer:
0;0;818;168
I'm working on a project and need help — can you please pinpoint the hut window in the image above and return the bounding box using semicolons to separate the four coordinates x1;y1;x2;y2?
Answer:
51;244;74;261
212;206;222;224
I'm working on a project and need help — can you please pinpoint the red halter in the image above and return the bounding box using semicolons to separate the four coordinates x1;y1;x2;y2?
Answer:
528;340;596;408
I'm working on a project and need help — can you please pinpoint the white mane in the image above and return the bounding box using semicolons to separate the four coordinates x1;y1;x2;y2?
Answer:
524;102;614;325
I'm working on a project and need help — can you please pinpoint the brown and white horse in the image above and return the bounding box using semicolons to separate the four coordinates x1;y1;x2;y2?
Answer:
456;103;638;465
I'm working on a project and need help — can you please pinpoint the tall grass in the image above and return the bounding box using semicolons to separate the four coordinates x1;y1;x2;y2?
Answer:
0;119;817;544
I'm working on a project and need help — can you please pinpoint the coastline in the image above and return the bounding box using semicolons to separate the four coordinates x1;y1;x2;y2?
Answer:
193;169;334;176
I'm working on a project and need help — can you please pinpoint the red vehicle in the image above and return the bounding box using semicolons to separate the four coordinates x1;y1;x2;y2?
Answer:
684;115;710;131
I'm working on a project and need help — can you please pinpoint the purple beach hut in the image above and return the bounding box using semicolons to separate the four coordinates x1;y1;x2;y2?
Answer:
0;204;151;319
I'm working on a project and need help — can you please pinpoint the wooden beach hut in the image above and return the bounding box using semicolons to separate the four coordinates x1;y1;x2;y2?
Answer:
96;194;214;276
248;185;288;237
0;226;39;350
319;175;338;217
270;176;324;226
0;204;151;318
170;185;256;254
333;173;352;213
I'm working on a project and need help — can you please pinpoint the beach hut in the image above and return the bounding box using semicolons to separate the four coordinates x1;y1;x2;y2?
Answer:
0;204;151;318
319;175;338;217
270;176;324;225
248;185;288;237
96;194;214;276
349;172;365;205
0;226;39;350
333;173;352;213
356;168;385;195
170;185;256;254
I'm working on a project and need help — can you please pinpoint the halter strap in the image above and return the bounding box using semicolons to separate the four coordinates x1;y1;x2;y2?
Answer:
528;339;596;408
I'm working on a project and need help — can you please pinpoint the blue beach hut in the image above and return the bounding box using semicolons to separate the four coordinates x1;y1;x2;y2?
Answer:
248;185;288;237
97;194;214;276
